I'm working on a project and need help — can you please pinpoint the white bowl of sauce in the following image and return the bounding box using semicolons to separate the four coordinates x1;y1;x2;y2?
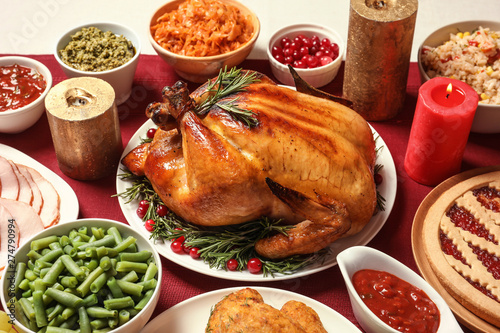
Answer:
337;246;463;333
0;56;52;134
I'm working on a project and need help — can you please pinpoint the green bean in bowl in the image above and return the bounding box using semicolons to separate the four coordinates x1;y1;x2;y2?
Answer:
0;219;162;333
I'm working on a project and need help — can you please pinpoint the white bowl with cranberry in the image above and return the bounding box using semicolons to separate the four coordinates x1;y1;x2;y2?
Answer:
267;23;344;88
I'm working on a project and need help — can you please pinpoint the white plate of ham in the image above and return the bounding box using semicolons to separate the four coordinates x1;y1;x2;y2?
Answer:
117;119;397;282
0;144;79;273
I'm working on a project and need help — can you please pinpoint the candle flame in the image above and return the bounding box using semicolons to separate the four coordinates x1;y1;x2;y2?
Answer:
446;83;452;99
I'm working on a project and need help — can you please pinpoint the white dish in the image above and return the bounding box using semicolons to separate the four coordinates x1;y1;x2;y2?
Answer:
55;22;141;105
0;143;79;222
337;246;463;333
0;56;52;134
1;218;162;333
140;286;362;333
116;110;397;282
417;20;500;134
267;23;344;88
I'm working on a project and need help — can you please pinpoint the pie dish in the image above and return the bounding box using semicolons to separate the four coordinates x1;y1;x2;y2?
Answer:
422;169;500;328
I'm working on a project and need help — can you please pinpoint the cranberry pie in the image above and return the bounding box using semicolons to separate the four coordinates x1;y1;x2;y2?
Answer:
423;171;500;327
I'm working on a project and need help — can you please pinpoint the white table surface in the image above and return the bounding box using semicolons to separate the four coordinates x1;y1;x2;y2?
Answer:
1;0;499;62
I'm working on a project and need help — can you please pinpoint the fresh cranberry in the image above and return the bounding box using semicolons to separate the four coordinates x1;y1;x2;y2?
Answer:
227;259;238;271
283;47;293;58
299;46;310;57
247;258;263;274
293;36;303;46
274;54;286;64
280;37;292;48
320;56;333;66
301;36;312;48
292;49;302;61
136;206;147;219
145;219;155;232
171;240;184;254
156;204;169;217
284;56;294;65
182;243;191;254
189;247;201;259
139;200;150;209
147;128;157;139
305;55;320;68
289;41;301;51
320;38;331;47
293;60;307;68
331;43;339;54
271;45;283;58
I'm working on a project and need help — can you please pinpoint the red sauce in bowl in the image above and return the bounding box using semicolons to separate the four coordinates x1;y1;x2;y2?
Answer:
0;64;47;112
352;269;440;333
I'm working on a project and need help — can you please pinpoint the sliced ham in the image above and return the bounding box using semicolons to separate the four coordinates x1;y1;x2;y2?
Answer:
0;198;42;248
0;204;20;273
23;166;61;228
8;160;33;206
0;155;19;200
17;164;43;214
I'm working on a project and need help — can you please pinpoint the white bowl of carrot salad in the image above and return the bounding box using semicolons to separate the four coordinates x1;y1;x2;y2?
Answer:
149;0;260;83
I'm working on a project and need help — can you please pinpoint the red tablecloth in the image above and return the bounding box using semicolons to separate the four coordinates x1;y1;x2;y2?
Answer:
1;54;500;332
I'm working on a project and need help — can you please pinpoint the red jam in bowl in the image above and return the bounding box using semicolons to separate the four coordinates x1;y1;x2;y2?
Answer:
0;64;46;112
352;269;440;333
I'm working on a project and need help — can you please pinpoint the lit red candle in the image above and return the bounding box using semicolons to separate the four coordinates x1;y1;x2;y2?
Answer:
404;77;478;186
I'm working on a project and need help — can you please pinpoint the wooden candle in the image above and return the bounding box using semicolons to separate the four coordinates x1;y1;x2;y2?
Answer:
404;77;479;186
343;0;418;121
45;77;122;180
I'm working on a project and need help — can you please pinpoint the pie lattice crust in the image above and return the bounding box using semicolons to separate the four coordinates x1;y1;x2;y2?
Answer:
423;171;500;328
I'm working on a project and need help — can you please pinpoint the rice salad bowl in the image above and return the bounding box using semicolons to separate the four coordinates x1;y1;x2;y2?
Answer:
421;25;500;105
418;21;500;133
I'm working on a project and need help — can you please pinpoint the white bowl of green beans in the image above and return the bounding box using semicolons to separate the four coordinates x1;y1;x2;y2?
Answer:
0;218;162;333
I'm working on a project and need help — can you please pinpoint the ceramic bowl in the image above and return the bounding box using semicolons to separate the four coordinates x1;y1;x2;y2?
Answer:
417;20;500;134
0;56;52;134
337;246;463;333
54;22;141;105
0;218;162;333
267;23;344;88
149;0;260;83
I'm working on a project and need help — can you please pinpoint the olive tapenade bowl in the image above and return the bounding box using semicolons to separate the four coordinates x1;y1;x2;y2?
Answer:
54;22;141;105
0;218;162;333
337;246;462;333
0;56;52;134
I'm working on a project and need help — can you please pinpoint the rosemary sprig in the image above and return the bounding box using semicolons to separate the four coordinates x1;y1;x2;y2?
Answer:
373;134;386;212
217;97;259;127
117;169;329;277
374;164;386;212
194;67;260;127
152;216;308;277
115;170;158;204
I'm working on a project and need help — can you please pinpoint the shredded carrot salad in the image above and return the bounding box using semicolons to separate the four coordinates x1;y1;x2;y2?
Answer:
151;0;254;57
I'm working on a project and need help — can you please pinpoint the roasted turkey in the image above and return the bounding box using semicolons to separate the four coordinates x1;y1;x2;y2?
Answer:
122;69;377;259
